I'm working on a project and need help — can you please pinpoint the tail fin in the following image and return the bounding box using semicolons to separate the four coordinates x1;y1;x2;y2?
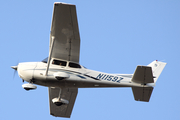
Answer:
131;60;166;102
148;60;167;83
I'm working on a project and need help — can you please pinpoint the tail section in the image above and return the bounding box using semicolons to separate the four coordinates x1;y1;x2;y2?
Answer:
131;66;154;84
131;60;166;102
132;87;153;102
147;60;167;83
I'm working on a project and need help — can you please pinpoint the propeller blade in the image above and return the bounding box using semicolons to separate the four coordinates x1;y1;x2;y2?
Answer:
13;70;17;79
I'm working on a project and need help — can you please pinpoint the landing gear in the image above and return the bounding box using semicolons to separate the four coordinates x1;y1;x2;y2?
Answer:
52;98;68;106
22;83;37;91
52;88;69;106
53;72;70;80
22;79;37;91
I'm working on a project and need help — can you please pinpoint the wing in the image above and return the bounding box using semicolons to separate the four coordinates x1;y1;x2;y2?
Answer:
50;3;80;63
48;87;78;118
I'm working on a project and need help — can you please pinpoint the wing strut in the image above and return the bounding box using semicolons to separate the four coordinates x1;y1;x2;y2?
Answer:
45;36;55;76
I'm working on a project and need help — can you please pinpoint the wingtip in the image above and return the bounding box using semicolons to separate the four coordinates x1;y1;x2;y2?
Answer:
54;2;74;5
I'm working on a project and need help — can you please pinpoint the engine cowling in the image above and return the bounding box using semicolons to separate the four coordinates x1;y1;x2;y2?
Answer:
22;83;37;91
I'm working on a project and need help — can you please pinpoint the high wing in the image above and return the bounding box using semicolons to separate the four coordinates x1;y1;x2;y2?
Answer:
49;87;78;118
50;2;80;63
47;3;79;118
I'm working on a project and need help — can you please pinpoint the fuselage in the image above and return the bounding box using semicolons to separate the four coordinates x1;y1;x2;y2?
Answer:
17;58;147;88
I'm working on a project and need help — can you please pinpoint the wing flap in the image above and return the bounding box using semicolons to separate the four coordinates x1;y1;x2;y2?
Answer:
49;87;78;118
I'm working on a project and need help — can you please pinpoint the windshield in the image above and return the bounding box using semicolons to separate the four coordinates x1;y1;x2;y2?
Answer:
42;57;48;63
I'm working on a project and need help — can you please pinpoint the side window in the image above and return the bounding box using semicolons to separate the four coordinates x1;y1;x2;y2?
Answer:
42;57;48;63
52;60;67;66
69;62;81;68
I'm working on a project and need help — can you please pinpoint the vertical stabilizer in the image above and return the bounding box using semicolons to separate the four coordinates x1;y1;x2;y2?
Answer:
148;60;167;83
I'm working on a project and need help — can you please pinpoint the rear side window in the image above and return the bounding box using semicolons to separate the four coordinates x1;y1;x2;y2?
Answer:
69;62;81;68
52;60;67;66
42;57;48;63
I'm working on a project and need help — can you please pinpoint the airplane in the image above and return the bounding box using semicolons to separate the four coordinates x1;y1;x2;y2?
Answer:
11;2;166;118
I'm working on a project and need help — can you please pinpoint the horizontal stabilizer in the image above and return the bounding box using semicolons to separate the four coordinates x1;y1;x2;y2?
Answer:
132;66;154;84
132;87;153;102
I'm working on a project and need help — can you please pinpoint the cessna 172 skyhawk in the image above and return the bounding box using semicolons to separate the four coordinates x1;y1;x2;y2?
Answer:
11;2;166;118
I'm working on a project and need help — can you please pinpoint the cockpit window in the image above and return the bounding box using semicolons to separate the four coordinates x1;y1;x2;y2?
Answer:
42;57;48;63
52;59;67;66
69;62;81;68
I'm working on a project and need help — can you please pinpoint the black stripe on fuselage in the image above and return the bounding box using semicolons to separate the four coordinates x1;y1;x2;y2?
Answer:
49;68;100;81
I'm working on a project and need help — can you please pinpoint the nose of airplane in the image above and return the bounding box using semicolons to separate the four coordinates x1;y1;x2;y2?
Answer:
12;62;37;82
11;66;18;70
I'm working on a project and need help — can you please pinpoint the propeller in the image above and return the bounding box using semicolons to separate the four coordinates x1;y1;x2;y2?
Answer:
11;63;24;82
11;65;18;79
11;66;17;70
11;60;20;79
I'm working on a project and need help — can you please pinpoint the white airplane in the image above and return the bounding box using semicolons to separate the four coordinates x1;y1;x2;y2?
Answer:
11;2;166;118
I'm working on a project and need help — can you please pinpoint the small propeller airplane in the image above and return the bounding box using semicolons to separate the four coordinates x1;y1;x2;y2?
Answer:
11;2;166;118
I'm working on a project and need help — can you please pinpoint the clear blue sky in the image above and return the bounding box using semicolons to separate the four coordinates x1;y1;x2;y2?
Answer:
1;0;180;120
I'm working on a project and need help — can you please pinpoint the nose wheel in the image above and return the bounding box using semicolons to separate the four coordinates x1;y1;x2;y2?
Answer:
22;79;37;91
22;83;37;90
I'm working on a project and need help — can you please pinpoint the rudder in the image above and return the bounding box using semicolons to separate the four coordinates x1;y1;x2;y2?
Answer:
148;60;167;83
